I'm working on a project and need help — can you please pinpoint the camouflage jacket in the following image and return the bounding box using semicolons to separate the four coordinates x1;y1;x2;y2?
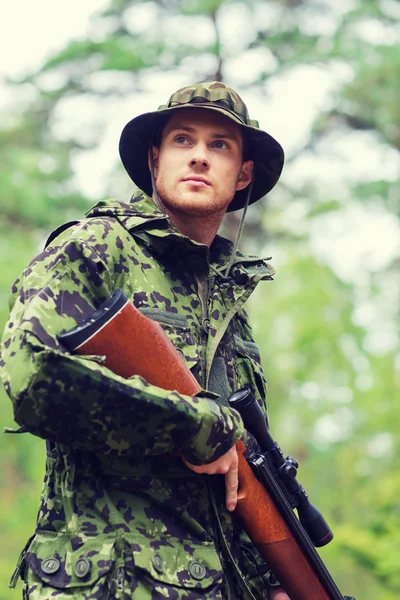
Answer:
1;192;275;600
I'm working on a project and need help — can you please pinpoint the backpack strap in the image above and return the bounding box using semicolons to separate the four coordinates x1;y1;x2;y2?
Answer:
44;221;80;249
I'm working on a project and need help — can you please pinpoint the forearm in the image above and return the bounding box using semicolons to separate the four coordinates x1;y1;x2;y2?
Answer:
6;334;243;463
1;232;243;464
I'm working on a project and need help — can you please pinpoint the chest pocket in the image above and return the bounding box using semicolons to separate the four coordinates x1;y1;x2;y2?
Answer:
17;532;114;598
139;307;200;374
18;531;225;599
234;335;268;413
130;533;225;598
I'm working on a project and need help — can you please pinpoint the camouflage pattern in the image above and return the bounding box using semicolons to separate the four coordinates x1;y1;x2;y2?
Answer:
157;81;260;128
119;81;285;212
1;191;275;599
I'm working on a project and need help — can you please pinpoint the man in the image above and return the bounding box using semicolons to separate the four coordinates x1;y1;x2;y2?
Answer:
1;81;288;599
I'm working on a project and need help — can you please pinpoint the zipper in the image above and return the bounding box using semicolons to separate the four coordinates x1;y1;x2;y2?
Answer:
194;249;211;389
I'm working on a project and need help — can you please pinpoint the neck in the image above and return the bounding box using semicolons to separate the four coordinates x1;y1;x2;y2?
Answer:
153;198;224;247
167;211;223;247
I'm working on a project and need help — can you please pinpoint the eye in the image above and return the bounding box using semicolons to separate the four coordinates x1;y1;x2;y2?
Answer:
174;135;190;145
212;140;229;149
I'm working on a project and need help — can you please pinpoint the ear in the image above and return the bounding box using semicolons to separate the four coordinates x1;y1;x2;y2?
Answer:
236;160;254;191
148;146;159;176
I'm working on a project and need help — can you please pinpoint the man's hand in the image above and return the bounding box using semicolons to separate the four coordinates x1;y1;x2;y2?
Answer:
182;445;239;511
269;588;291;600
183;449;292;599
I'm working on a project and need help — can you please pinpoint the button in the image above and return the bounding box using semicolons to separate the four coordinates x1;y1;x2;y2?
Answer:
189;560;206;580
41;557;60;575
201;318;210;334
152;553;164;574
75;557;91;578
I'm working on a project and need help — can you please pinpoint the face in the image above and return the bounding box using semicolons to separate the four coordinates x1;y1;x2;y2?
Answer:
151;108;254;219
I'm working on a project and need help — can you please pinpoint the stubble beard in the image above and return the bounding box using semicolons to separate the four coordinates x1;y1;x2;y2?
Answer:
155;176;236;219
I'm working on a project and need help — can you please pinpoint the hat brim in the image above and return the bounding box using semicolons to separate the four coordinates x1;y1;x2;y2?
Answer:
119;104;284;212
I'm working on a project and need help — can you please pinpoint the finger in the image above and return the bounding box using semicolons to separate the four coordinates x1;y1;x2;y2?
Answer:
269;587;291;600
225;455;238;512
181;456;204;472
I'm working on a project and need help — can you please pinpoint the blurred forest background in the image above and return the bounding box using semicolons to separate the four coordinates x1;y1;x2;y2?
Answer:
0;0;399;598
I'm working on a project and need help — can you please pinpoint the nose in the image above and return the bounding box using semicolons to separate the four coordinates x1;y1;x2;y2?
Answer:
189;144;209;169
190;158;208;167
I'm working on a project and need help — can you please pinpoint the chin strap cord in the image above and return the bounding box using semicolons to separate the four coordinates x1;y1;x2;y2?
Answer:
223;173;255;278
149;145;166;214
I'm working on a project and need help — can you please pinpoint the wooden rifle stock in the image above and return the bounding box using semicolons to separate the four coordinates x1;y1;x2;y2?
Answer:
59;290;350;600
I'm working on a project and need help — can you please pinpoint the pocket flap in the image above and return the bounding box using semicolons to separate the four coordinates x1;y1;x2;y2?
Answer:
139;307;200;368
24;532;114;589
138;307;189;330
131;536;223;589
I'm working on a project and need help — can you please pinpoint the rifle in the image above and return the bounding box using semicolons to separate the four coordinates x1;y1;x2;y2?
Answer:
58;289;355;600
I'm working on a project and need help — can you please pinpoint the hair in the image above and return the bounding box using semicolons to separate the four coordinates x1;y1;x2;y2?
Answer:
151;114;170;149
241;130;252;161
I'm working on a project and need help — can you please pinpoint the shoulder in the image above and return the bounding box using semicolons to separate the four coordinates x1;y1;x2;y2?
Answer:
46;214;131;249
11;215;136;298
39;213;141;270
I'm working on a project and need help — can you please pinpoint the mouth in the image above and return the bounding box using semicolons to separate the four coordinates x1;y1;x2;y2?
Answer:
181;177;211;186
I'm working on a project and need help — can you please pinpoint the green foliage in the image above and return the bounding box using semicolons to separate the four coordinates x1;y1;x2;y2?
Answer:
344;44;400;149
0;232;45;599
179;0;226;15
248;245;399;595
42;37;163;73
307;200;342;218
0;101;90;230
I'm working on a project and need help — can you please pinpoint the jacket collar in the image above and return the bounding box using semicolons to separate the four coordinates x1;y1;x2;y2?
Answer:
86;191;275;282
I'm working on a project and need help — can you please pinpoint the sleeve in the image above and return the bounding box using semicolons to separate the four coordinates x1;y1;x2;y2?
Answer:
0;233;244;465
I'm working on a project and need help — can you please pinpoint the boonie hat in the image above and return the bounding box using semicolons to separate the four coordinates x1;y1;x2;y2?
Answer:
119;81;284;212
